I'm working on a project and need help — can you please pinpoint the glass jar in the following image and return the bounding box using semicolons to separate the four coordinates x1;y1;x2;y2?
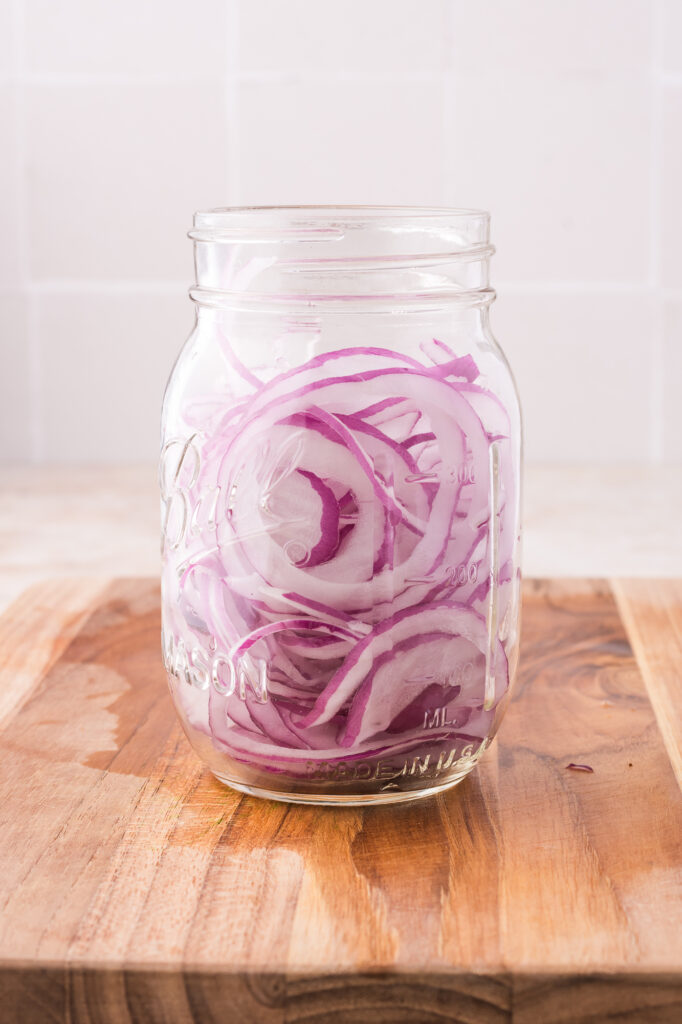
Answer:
160;206;522;805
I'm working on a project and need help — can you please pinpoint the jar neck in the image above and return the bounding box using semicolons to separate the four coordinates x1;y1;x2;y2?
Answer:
189;206;495;312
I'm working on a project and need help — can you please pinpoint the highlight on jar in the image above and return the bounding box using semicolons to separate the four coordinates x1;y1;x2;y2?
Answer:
160;206;522;805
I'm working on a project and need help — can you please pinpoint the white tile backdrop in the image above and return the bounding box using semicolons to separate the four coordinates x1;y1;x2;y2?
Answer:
1;0;681;463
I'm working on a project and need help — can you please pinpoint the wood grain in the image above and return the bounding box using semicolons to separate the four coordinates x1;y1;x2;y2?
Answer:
0;577;680;1023
0;577;109;725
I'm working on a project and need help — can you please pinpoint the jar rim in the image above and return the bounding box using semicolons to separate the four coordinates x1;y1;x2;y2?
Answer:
190;205;490;243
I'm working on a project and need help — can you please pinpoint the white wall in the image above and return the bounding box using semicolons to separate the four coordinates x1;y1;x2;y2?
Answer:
1;0;680;463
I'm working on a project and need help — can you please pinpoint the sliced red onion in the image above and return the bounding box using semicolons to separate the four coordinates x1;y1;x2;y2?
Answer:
167;341;517;781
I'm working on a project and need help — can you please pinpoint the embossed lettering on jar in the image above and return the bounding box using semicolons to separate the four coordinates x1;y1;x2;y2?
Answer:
160;206;522;805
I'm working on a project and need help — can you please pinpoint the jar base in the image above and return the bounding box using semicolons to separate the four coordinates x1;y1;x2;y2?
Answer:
210;768;474;806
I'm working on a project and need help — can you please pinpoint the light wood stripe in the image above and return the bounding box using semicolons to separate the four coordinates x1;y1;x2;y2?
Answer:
612;578;682;788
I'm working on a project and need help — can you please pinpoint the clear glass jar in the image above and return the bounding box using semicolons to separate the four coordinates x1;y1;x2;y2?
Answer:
160;206;522;805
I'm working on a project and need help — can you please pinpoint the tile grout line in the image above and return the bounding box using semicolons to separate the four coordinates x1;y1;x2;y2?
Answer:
8;71;448;86
8;0;27;281
9;0;41;462
225;0;241;203
235;69;447;83
495;281;675;295
27;281;188;294
7;66;682;88
17;280;682;297
441;0;456;207
12;72;227;86
441;70;454;205
649;0;665;462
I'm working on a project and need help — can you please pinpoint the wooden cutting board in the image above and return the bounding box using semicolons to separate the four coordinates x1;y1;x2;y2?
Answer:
0;578;680;1024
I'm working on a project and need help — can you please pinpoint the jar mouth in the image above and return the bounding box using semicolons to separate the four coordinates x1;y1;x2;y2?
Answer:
190;206;494;305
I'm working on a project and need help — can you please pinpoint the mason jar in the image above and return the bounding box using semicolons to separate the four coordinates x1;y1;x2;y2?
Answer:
160;206;522;805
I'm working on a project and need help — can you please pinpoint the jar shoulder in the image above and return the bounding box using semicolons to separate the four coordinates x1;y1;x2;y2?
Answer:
162;313;521;441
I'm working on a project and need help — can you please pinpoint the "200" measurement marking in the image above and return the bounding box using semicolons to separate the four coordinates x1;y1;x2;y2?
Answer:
444;562;478;587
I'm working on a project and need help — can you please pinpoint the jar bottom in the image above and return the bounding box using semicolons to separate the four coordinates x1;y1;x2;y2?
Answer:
176;709;490;806
210;768;476;806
